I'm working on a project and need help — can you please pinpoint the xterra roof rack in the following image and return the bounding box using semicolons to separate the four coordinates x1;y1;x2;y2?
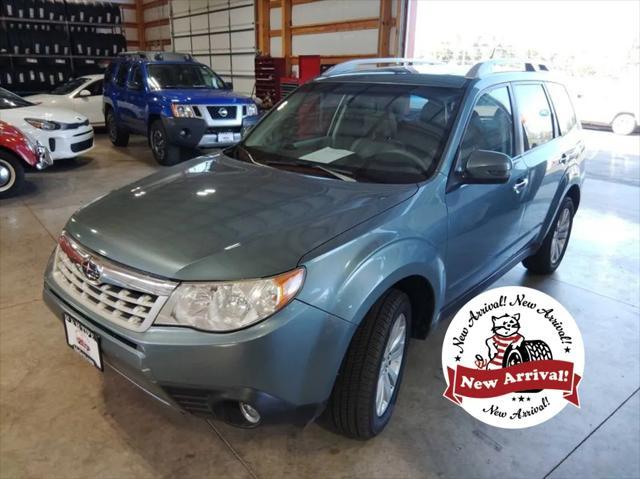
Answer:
118;51;194;62
319;57;550;80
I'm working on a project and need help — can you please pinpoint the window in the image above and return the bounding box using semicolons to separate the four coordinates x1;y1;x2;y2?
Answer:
459;86;514;163
86;80;103;96
0;87;34;109
514;84;554;150
114;63;130;88
104;63;115;84
147;64;225;90
128;65;142;90
241;82;463;184
51;78;87;95
547;83;577;135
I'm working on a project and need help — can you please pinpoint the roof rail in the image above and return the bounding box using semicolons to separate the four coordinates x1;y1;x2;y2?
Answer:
320;57;442;77
118;51;193;62
466;59;550;79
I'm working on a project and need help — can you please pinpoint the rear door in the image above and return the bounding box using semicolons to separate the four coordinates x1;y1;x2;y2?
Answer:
445;84;530;303
514;82;572;244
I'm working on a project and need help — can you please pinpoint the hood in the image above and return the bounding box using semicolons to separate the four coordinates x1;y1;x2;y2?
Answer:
25;94;65;106
158;89;253;105
65;154;417;281
0;104;87;124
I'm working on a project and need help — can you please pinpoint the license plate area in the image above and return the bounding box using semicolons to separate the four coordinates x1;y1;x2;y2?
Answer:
64;313;103;371
217;132;234;143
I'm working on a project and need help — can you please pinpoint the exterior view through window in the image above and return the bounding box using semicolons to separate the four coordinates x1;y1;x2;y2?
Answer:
514;83;554;150
241;82;462;183
546;83;577;135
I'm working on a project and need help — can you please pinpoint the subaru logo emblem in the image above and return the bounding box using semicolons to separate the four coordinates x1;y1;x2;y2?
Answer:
218;107;228;118
81;257;102;283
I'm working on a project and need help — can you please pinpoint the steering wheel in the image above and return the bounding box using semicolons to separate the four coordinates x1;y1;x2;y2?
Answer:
366;148;428;175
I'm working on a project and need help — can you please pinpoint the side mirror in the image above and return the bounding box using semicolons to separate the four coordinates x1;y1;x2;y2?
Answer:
463;149;512;184
224;81;233;90
77;89;91;97
128;81;142;91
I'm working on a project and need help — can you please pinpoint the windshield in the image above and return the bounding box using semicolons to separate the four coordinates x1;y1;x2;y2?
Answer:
147;64;225;90
51;78;89;95
0;88;34;109
239;82;462;184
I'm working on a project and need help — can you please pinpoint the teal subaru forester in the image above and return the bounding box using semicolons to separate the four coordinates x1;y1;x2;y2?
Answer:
43;58;584;438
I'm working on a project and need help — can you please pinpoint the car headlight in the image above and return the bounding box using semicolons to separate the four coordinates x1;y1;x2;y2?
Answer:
245;103;258;117
24;118;61;130
171;104;196;118
155;268;305;332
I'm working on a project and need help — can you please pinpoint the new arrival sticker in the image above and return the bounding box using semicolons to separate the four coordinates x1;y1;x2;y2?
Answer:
442;286;584;428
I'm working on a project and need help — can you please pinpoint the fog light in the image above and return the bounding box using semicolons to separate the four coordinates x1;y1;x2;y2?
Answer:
239;402;260;424
179;128;189;137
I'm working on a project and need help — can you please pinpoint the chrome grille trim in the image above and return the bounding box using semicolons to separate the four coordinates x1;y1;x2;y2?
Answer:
51;233;178;332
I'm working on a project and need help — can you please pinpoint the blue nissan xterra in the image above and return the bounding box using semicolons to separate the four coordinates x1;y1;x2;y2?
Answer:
103;52;259;165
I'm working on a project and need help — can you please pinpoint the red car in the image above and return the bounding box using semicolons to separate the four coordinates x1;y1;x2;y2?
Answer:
0;121;52;198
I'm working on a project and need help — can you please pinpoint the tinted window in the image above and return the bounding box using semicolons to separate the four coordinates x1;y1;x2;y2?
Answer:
241;82;463;184
0;88;34;109
547;83;577;135
114;63;130;88
459;86;514;163
129;65;142;89
514;84;554;150
147;64;225;90
86;80;103;96
51;78;87;95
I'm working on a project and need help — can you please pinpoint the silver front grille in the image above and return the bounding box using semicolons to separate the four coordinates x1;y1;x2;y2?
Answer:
51;233;177;332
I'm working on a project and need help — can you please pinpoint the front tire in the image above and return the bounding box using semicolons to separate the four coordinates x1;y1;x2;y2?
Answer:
611;113;636;136
149;120;181;166
523;197;575;274
0;152;25;199
106;110;129;146
325;289;411;439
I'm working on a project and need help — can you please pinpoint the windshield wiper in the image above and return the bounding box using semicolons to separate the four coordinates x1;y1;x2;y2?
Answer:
261;159;356;182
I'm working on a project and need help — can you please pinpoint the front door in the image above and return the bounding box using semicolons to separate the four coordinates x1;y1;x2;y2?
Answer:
72;79;103;124
124;64;146;134
445;85;529;303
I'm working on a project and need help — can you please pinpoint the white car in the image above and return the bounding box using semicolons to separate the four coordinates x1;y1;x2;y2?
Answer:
0;88;94;161
26;75;104;126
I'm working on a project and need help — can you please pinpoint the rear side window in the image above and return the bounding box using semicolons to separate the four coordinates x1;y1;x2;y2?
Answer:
459;86;515;163
514;84;554;151
86;80;103;96
547;83;577;135
114;63;130;88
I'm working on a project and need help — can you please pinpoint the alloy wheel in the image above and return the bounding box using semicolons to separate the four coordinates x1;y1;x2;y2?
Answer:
375;313;407;417
151;129;165;160
551;207;571;264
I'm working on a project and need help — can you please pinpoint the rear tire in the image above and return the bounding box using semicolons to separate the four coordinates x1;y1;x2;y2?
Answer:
0;152;25;199
611;113;636;136
149;120;181;166
523;197;575;274
325;289;411;439
106;110;129;146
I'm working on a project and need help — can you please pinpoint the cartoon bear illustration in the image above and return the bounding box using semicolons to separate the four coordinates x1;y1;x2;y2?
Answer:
475;313;525;370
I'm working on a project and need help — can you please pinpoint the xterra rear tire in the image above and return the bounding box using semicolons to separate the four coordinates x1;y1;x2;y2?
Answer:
106;110;129;147
523;197;575;274
149;120;181;166
325;289;411;439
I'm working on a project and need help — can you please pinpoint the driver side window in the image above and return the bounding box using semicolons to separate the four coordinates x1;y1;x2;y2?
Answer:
459;86;514;165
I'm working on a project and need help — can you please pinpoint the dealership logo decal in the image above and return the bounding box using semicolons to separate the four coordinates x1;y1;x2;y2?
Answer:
442;286;584;428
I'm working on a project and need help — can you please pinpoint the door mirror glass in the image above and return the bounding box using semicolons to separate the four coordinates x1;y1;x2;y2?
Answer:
224;81;233;90
77;89;91;97
128;81;142;91
463;149;512;184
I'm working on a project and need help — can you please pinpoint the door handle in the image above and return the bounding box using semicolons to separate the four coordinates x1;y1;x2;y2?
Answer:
559;154;568;165
513;177;528;194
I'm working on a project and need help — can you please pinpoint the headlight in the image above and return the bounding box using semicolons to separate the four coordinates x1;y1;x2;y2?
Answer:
155;268;305;332
245;103;258;117
171;104;196;118
24;118;61;130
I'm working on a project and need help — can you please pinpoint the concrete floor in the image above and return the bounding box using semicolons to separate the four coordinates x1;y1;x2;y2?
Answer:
1;130;638;479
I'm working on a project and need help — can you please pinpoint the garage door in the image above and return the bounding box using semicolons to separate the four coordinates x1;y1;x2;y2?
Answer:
170;0;255;95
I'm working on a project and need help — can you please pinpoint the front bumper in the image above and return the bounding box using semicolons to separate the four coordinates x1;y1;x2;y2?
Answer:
162;115;258;149
43;277;354;427
28;126;94;161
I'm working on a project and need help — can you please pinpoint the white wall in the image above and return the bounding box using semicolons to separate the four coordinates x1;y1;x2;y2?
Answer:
170;0;256;94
